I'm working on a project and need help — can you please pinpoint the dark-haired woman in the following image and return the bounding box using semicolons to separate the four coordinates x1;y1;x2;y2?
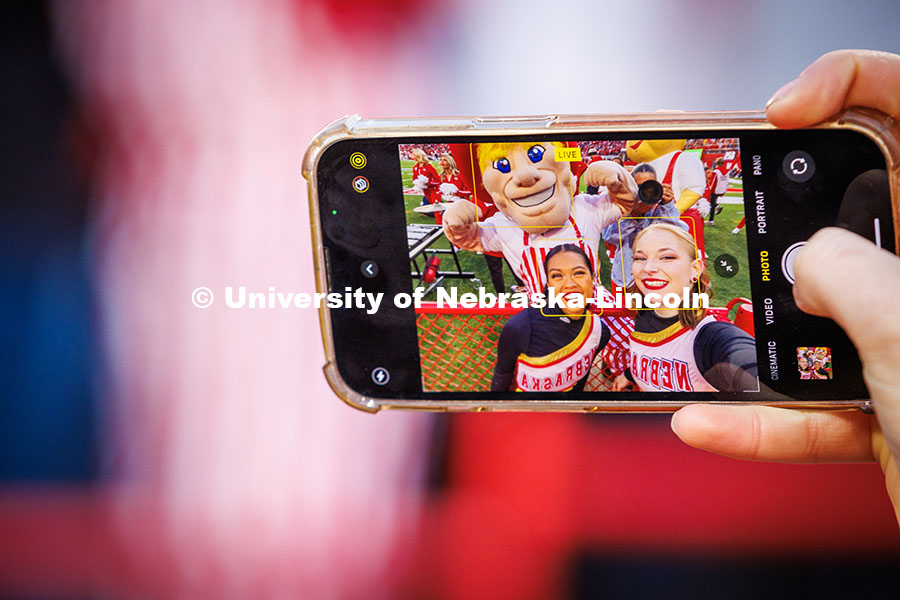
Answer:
491;244;609;392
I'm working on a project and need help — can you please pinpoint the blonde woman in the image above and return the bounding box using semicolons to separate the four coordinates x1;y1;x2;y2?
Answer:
613;223;757;393
438;152;466;201
411;147;441;207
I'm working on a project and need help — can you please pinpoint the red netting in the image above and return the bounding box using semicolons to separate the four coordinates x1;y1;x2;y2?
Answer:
415;303;631;392
416;310;510;392
415;299;753;393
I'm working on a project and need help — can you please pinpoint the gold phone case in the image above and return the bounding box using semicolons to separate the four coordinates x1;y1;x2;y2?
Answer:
302;110;900;413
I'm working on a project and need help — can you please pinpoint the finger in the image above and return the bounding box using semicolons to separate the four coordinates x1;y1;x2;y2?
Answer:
791;228;900;342
876;442;900;525
766;50;900;128
670;404;874;463
792;227;900;460
792;229;900;378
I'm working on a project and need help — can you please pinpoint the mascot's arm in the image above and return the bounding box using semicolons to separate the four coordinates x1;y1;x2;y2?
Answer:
675;190;701;213
442;199;484;252
674;154;706;212
583;161;636;216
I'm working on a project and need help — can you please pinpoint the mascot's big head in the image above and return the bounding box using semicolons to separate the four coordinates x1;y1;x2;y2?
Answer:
476;142;576;234
625;139;685;163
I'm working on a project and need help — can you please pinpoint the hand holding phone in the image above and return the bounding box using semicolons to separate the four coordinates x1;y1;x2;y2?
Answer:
670;49;900;527
303;50;900;414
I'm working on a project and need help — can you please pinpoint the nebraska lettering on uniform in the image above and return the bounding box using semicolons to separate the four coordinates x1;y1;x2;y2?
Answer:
512;315;605;392
517;348;596;391
628;315;718;393
630;353;693;391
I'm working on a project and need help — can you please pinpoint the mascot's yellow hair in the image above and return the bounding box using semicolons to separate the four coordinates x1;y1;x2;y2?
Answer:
476;141;566;174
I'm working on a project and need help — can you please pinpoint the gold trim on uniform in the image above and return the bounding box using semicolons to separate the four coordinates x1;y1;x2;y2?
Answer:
630;320;685;345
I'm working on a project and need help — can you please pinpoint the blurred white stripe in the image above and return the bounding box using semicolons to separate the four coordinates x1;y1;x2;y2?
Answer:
54;0;432;597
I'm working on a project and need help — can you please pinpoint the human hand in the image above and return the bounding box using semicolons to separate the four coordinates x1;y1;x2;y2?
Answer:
670;50;900;527
765;50;900;128
442;199;483;251
661;183;675;204
612;373;633;392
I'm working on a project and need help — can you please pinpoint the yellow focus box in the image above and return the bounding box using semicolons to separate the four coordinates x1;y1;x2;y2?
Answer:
553;146;582;162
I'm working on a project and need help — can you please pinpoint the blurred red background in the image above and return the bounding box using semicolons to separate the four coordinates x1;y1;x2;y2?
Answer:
2;1;898;598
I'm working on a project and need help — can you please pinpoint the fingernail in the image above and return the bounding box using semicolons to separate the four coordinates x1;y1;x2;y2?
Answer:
766;78;799;110
670;410;683;436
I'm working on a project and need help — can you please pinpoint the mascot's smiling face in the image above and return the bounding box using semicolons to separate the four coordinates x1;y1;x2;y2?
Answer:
478;142;574;233
625;139;685;163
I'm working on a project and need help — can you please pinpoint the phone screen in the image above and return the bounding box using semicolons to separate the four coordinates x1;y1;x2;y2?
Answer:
317;128;886;404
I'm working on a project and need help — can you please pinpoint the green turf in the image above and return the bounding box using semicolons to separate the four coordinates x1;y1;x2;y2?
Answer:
702;203;751;310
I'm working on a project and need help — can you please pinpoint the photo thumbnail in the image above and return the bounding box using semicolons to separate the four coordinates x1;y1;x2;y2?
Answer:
797;346;833;380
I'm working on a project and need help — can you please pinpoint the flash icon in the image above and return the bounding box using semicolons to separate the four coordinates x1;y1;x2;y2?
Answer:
371;367;390;385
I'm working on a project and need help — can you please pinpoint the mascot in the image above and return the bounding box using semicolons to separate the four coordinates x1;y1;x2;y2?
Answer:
442;141;637;376
443;142;636;291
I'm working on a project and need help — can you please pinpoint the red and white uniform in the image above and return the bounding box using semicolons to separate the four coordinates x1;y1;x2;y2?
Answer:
413;161;441;204
440;172;470;200
479;193;620;294
437;172;470;226
714;168;730;195
629;315;718;392
479;193;632;373
515;315;605;392
702;169;717;200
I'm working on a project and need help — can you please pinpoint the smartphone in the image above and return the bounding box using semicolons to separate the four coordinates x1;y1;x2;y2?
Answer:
302;110;900;412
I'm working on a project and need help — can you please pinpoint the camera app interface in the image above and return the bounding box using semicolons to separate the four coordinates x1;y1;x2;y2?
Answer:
398;138;759;395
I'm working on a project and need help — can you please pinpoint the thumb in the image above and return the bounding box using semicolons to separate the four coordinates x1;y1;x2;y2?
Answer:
766;50;900;129
792;227;900;460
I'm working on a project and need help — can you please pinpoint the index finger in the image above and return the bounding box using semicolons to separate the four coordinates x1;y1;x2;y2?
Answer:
766;50;900;128
671;404;875;463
